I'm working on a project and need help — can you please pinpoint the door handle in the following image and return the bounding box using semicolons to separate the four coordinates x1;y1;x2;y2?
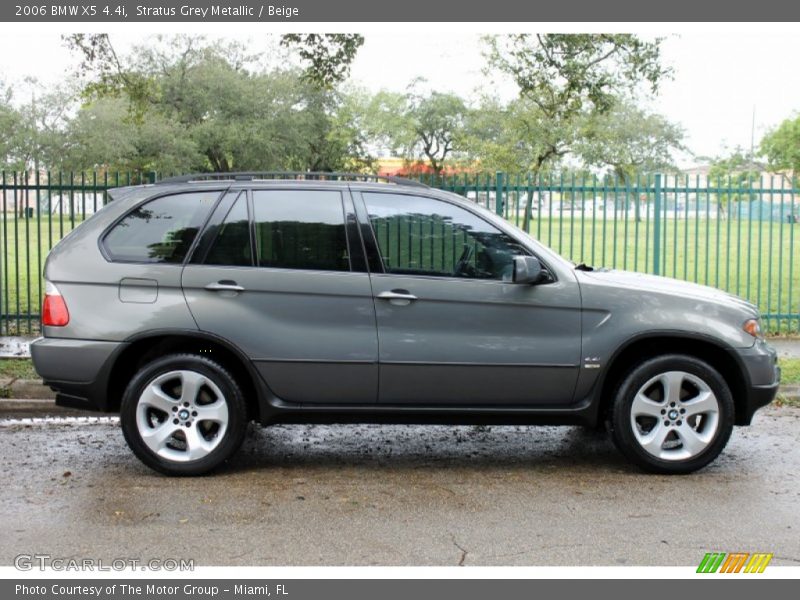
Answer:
377;290;417;301
204;281;245;292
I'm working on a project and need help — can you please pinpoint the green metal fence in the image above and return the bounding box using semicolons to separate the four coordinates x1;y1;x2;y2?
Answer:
1;170;798;336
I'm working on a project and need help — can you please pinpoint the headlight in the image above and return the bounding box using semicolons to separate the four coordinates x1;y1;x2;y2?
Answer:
743;318;762;339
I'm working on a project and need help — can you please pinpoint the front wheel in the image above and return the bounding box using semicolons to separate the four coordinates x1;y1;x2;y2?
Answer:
609;354;734;474
121;354;248;476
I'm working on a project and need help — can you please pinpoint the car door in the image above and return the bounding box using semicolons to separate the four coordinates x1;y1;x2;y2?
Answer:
182;187;378;404
356;191;582;406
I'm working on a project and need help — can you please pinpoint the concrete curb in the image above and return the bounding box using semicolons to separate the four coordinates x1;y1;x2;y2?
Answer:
0;398;98;419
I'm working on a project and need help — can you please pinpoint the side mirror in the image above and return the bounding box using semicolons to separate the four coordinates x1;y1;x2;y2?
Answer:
512;255;544;284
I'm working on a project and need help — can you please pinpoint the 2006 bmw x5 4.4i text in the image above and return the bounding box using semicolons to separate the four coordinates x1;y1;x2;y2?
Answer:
31;173;780;475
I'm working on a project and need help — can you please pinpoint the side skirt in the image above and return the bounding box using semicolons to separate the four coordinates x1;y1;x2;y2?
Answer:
256;397;600;427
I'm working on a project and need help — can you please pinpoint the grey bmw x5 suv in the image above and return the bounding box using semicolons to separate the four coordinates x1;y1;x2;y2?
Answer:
31;173;779;475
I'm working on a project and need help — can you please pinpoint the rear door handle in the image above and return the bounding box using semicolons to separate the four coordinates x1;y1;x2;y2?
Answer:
377;290;417;302
204;281;245;292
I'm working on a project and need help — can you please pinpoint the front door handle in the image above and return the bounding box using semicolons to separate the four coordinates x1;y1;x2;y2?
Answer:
377;290;417;302
204;281;245;292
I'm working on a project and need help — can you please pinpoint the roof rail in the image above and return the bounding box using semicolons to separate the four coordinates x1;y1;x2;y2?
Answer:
155;171;429;188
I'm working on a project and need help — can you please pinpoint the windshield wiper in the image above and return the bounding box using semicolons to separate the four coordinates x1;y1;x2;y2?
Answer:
574;263;594;271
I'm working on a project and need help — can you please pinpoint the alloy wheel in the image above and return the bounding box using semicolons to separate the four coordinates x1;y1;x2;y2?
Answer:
629;370;720;461
135;370;229;462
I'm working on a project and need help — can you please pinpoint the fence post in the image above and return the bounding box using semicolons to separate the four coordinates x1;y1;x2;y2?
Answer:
653;173;662;275
495;171;504;216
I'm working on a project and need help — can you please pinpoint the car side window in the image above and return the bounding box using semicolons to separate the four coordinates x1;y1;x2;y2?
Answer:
252;190;350;272
103;191;219;263
363;192;529;281
204;194;252;267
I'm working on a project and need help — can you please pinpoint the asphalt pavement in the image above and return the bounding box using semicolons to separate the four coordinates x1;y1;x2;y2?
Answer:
1;406;799;567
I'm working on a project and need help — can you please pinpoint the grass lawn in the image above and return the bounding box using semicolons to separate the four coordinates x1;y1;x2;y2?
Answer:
0;358;39;380
780;357;800;385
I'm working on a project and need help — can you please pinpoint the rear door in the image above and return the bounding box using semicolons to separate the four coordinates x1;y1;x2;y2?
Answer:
182;186;378;404
356;191;582;406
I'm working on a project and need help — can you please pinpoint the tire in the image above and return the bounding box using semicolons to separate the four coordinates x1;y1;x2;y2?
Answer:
120;353;248;476
608;354;734;474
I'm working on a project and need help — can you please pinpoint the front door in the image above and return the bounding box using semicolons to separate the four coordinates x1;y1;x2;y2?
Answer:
358;191;581;406
182;188;378;404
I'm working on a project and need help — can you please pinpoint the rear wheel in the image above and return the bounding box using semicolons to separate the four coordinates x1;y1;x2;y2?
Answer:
609;354;734;474
121;354;248;476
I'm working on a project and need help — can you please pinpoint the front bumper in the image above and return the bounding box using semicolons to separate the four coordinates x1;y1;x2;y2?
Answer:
734;338;780;425
30;337;125;412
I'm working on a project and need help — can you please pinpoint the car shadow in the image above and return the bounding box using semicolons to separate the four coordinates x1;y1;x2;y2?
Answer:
222;422;632;474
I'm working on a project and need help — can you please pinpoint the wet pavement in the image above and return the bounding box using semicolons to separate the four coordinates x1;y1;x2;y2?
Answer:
1;407;799;567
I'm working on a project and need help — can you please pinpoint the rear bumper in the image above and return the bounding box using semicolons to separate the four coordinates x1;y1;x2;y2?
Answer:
734;338;780;425
30;337;125;412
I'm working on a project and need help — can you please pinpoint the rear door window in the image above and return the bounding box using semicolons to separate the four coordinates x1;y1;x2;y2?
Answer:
103;191;219;263
252;190;350;272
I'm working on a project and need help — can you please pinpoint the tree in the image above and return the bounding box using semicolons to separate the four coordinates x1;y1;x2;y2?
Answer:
0;81;27;168
365;86;468;175
707;148;763;219
62;34;372;173
484;34;669;175
487;34;667;115
58;97;200;173
406;90;467;174
280;34;364;88
300;85;374;172
0;79;76;171
462;95;583;174
760;114;800;177
575;100;685;182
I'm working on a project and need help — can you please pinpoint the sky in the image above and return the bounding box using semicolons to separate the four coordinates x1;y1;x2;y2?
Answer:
0;28;798;167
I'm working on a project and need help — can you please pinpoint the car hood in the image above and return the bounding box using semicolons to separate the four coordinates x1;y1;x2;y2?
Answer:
577;269;758;315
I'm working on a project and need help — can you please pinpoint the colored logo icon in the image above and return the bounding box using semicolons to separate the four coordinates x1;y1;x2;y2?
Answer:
697;552;773;573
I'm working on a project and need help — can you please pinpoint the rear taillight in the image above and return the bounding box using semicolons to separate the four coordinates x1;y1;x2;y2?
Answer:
42;281;69;327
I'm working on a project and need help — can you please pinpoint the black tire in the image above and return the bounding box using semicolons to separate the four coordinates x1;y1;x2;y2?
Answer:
608;354;734;474
120;353;248;476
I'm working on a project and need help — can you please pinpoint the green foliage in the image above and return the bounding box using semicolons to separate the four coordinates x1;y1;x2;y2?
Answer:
761;114;800;176
59;97;200;172
59;35;370;173
483;34;669;175
406;89;468;174
576;99;686;181
0;359;40;381
0;78;77;171
0;81;26;169
280;34;364;88
487;34;668;118
707;149;763;215
462;95;580;174
780;357;800;385
364;84;468;174
2;34;682;178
